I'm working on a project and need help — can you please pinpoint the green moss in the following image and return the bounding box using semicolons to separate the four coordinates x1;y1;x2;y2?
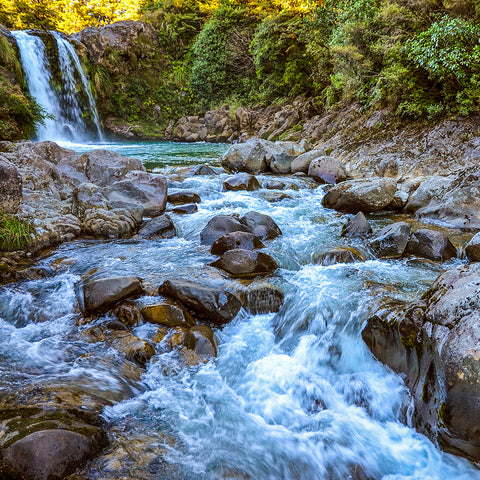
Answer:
438;402;452;428
0;214;33;252
422;382;431;403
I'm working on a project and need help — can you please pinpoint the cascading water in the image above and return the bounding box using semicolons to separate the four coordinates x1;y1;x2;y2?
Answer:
1;142;479;479
12;30;103;142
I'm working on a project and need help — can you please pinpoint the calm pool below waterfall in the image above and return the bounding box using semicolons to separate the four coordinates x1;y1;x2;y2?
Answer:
1;140;479;479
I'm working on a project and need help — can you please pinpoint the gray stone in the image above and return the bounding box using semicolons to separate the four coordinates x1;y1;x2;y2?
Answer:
368;222;411;258
210;231;265;256
290;149;324;174
0;157;22;214
223;173;260;191
341;212;372;237
240;211;282;240
405;229;457;261
200;214;251;245
308;156;346;184
138;214;176;238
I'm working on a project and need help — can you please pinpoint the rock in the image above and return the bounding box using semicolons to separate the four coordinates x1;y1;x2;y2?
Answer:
240;211;282;240
158;278;241;325
171;204;198;214
322;178;397;214
182;325;218;364
314;247;365;265
260;192;292;203
113;302;142;327
341;212;372;237
138;214;176;238
210;249;279;277
0;157;22;214
368;222;411;258
141;301;194;327
167;191;201;205
405;229;457;261
221;138;284;174
200;214;251;245
290;149;324;174
108;330;155;366
362;263;480;461
210;231;265;256
103;171;167;217
191;164;217;176
233;281;284;314
2;428;106;480
81;149;144;186
308;156;346;184
223;173;260;191
80;276;143;314
275;139;312;157
82;207;141;238
465;232;480;262
264;180;285;190
390;190;409;209
270;152;295;173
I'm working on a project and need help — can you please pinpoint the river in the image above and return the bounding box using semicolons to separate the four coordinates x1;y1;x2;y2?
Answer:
1;140;479;479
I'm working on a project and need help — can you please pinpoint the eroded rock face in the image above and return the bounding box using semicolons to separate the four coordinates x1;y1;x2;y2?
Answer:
158;278;241;325
322;178;397;214
0;157;22;214
362;263;480;462
79;276;143;314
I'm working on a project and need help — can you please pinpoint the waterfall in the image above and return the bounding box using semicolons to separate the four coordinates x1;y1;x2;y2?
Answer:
12;30;103;143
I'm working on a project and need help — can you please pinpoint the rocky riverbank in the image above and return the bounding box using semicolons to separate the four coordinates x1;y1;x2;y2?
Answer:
2;135;480;478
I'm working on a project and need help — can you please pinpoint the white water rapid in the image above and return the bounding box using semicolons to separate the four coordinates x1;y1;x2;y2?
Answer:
12;30;103;142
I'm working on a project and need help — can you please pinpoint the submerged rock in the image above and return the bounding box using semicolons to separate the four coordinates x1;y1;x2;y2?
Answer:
405;229;457;261
322;178;397;214
314;247;365;265
210;249;279;277
158;278;241;325
232;281;284;314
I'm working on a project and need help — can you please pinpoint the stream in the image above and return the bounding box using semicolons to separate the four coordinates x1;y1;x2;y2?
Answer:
1;140;479;479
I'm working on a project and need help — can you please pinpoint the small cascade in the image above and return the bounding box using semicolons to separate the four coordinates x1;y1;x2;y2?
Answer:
12;30;103;143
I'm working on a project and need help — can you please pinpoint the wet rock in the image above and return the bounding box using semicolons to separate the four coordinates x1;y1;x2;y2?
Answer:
465;232;480;262
223;173;260;191
221;138;284;174
368;222;411;259
210;231;265;256
260;192;292;203
183;325;218;364
80;276;143;314
141;301;194;327
405;229;457;261
171;203;198;214
362;263;480;462
341;212;372;237
264;180;285;190
191;164;217;176
390;190;409;209
314;247;365;265
322;178;397;214
210;249;279;277
108;330;155;366
270;152;295;173
138;214;176;238
233;281;284;314
290;149;324;174
308;156;346;184
200;214;251;245
159;278;241;325
0;157;22;214
240;211;282;240
2;428;106;480
113;302;142;327
103;171;167;217
81;149;144;186
167;191;201;205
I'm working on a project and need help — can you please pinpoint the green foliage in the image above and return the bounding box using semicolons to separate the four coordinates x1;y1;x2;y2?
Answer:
0;213;33;252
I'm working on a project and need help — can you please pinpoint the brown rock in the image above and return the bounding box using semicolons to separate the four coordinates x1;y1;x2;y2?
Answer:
210;249;279;277
405;229;457;261
141;301;194;327
167;191;201;204
223;173;260;191
240;211;282;240
465;232;480;262
210;231;265;256
314;247;365;265
200;214;251;245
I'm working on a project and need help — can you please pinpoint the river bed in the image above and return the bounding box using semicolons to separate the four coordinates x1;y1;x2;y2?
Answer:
1;141;479;479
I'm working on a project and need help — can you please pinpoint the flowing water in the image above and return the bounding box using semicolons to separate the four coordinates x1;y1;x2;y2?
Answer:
0;141;479;479
12;30;103;142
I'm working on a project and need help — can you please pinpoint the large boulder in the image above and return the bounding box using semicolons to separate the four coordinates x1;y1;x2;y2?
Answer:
0;157;22;214
138;214;176;238
210;249;279;277
405;229;457;261
223;173;260;191
368;222;411;259
221;138;284;174
2;428;106;480
79;276;143;314
200;215;251;245
362;263;480;461
290;149;324;174
158;278;241;325
82;207;141;238
465;232;480;262
308;156;346;184
322;178;397;214
240;211;282;240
